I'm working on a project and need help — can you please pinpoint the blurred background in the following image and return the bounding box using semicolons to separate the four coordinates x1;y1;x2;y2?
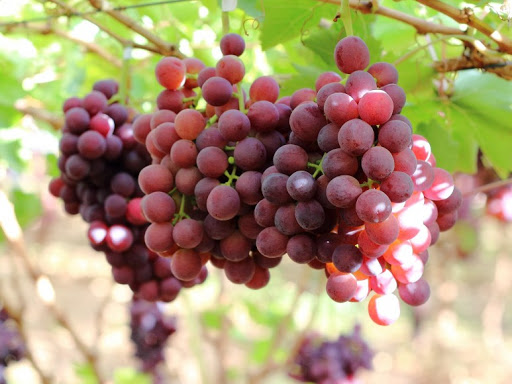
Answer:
1;1;512;383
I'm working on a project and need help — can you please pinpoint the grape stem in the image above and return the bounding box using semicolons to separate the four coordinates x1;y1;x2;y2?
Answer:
207;114;218;127
222;11;230;35
339;0;353;36
172;194;191;224
233;91;247;114
463;177;512;197
308;153;326;178
223;165;239;186
224;145;236;151
360;179;378;188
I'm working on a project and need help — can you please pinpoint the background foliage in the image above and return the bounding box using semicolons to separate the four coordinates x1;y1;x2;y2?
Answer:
1;1;512;383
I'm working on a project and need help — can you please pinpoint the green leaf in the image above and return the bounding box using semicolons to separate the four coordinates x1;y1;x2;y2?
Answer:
238;0;263;18
114;368;151;384
201;306;229;329
0;137;26;172
405;98;479;173
74;363;98;384
250;339;272;364
451;70;512;177
260;0;337;50
303;25;340;66
244;300;282;327
12;189;42;229
452;70;512;131
415;120;459;171
46;153;60;179
279;63;322;96
200;0;218;13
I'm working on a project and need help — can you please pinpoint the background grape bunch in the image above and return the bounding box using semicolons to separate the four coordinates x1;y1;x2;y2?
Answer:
48;80;207;303
289;325;373;384
0;307;26;384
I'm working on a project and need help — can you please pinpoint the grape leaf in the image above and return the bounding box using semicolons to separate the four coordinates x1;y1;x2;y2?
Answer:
405;98;478;173
260;0;337;50
451;70;512;177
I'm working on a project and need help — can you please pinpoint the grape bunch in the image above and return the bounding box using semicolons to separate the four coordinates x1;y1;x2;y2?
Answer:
48;80;207;302
129;298;177;377
486;182;512;222
0;306;26;384
136;33;461;326
289;325;373;384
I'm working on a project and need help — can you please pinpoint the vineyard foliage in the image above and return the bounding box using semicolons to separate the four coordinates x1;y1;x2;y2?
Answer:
1;0;512;383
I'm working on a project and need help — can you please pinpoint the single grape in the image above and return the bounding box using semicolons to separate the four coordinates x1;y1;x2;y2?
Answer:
220;33;246;56
358;90;394;126
338;119;375;156
356;189;392;223
155;57;186;90
361;146;394;181
287;233;317;264
334;36;370;74
332;244;363;273
324;92;359;126
326;273;358;303
249;76;279;103
206;185;240;221
367;62;399;87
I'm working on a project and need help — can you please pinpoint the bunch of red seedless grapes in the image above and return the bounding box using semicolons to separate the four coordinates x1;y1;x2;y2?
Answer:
51;33;461;326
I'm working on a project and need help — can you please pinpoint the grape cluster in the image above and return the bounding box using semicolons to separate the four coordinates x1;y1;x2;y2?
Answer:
486;183;512;222
0;307;26;384
289;325;373;384
136;34;461;325
49;80;207;302
129;298;177;375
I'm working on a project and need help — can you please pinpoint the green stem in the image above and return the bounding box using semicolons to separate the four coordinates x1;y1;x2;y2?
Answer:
224;146;236;151
340;0;353;36
222;11;230;35
119;44;132;105
172;194;190;224
360;179;378;189
186;73;199;79
223;165;239;186
235;85;246;113
309;153;326;178
207;114;218;127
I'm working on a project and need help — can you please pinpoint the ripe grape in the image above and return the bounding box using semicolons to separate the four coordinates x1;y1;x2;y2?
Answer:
206;185;240;221
326;273;357;303
334;36;370;74
358;90;394;126
338;119;374;156
220;33;246;56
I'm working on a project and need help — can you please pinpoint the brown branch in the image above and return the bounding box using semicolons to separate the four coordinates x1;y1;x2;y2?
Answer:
44;0;164;55
463;177;512;197
416;0;512;54
0;190;106;384
247;267;313;384
88;0;184;57
433;47;512;80
320;0;461;35
14;99;63;130
4;23;122;67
